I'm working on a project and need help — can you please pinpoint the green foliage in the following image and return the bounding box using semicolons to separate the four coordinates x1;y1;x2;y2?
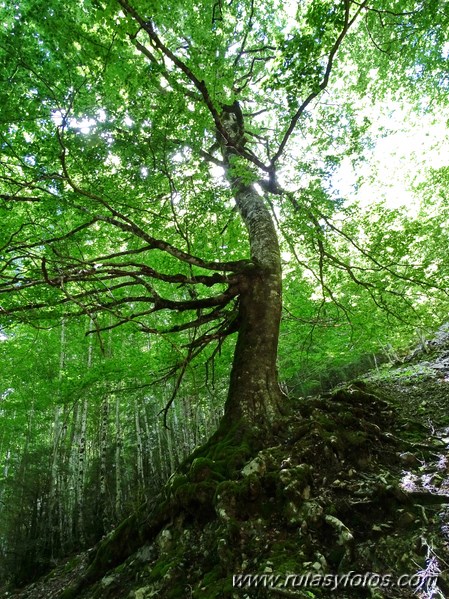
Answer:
1;0;449;587
269;0;345;107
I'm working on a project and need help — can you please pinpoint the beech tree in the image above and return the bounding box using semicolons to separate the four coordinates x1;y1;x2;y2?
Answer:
1;0;449;446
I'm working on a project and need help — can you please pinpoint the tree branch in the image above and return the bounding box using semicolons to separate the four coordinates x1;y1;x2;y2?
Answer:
351;1;418;17
271;0;367;164
7;219;98;253
233;0;255;68
56;126;252;272
117;0;271;173
0;194;41;202
97;214;252;272
131;39;200;100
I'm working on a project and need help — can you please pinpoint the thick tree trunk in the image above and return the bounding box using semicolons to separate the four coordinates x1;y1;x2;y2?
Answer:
221;178;288;437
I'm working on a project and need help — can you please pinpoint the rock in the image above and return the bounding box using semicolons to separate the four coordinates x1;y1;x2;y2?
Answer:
134;587;151;599
157;529;172;553
101;575;116;587
325;515;354;544
397;511;416;528
242;456;266;477
399;452;421;467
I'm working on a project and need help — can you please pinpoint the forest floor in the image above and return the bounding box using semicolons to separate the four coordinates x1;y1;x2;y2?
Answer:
3;328;449;599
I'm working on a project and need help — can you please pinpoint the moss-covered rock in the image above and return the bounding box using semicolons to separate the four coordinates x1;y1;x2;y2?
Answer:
10;351;449;599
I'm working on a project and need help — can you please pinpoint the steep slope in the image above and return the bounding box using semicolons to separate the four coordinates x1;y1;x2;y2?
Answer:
3;331;449;599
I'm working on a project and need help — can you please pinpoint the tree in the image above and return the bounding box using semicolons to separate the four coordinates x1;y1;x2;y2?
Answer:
1;0;448;447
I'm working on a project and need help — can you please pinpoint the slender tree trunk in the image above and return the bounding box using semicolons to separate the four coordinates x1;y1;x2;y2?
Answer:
134;398;145;489
57;406;70;553
48;320;66;557
76;321;92;544
76;397;88;544
114;394;122;522
99;396;109;533
2;449;10;479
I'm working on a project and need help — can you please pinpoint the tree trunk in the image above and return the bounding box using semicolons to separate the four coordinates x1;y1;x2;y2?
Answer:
221;177;287;438
216;105;289;440
48;321;66;558
134;397;145;489
114;394;122;523
99;395;109;534
76;397;88;545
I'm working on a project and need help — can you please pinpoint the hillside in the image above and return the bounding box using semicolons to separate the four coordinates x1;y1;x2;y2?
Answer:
3;330;449;599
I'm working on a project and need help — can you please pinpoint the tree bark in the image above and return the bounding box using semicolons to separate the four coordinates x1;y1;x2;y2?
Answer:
214;104;289;440
99;395;109;534
221;176;287;438
114;394;123;522
134;397;145;489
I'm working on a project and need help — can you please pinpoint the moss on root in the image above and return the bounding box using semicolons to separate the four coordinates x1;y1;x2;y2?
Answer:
181;420;257;477
60;498;172;599
54;381;444;599
59;422;263;599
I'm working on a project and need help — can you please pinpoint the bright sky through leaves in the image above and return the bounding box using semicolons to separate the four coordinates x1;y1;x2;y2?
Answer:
334;102;449;213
